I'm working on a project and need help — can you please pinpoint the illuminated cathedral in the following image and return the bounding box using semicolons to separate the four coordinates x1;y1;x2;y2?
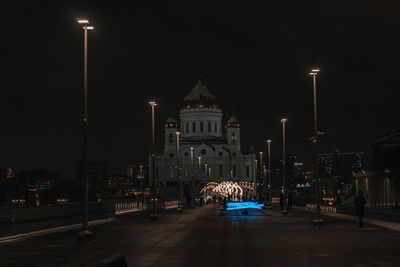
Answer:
153;77;256;199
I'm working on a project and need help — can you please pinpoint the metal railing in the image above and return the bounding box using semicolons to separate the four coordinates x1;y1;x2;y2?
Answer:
115;200;180;214
306;204;336;213
115;201;143;215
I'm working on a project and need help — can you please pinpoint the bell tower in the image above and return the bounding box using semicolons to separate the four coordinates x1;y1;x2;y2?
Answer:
164;117;178;151
226;116;241;150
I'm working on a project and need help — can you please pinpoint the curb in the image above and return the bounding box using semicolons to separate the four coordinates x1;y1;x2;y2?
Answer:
0;218;117;245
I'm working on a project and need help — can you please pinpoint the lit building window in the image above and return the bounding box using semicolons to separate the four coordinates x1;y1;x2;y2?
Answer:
170;166;174;178
185;167;189;177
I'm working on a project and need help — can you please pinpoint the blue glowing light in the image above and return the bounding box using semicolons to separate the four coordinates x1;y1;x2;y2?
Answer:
226;202;264;211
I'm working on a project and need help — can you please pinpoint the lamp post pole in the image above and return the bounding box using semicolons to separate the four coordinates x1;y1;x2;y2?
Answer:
77;18;94;241
309;69;323;225
259;152;263;201
281;118;288;214
190;147;195;208
267;140;272;206
149;101;157;220
176;132;182;212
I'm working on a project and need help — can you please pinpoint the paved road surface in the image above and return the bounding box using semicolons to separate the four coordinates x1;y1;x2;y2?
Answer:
1;204;400;266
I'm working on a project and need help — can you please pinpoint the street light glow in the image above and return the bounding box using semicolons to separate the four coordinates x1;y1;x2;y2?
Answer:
77;18;89;24
267;139;272;143
85;26;95;30
311;69;320;72
281;118;287;123
149;101;157;106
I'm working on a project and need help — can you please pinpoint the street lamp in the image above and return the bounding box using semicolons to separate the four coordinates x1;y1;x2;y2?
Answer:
198;156;202;170
309;68;324;226
259;152;263;201
190;147;195;207
149;101;158;220
77;17;94;241
281;118;288;215
266;139;272;207
176;132;182;212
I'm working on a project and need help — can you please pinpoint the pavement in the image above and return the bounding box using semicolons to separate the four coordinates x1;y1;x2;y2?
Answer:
1;204;400;266
298;205;400;232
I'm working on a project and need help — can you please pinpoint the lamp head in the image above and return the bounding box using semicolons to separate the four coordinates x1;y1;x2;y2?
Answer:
77;18;89;24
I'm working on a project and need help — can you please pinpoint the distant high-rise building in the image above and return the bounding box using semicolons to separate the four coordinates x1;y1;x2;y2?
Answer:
77;160;107;181
318;149;364;195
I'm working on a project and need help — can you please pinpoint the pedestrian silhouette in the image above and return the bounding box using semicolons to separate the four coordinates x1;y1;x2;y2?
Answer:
288;192;293;210
354;191;366;227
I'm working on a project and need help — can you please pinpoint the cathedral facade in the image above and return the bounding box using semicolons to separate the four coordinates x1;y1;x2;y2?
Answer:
153;78;256;199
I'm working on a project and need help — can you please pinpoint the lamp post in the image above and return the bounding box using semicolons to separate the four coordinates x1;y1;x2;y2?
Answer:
309;68;324;225
176;132;182;212
149;101;158;220
198;156;202;171
77;18;94;241
259;152;263;201
281;118;288;215
190;147;195;207
254;159;257;201
266;139;272;207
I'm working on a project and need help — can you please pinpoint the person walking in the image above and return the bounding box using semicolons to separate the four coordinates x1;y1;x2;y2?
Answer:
354;191;366;227
288;192;293;210
280;192;285;211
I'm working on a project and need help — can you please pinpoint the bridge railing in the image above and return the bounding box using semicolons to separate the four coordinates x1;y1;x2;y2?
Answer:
115;201;143;215
306;204;336;213
115;199;180;214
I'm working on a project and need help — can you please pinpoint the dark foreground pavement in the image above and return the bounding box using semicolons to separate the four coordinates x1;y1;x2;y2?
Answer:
1;204;400;267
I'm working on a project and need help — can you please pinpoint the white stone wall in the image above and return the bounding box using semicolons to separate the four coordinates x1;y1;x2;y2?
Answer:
179;108;223;138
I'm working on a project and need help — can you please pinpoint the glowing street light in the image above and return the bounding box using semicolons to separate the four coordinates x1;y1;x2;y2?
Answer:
149;101;158;220
77;17;94;241
190;147;195;207
309;68;324;226
281;118;288;215
266;139;272;206
259;151;263;201
176;131;182;212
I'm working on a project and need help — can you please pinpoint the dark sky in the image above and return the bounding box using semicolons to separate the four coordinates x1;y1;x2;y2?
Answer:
3;1;400;178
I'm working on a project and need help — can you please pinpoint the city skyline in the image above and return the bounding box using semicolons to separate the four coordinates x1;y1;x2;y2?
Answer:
2;1;399;178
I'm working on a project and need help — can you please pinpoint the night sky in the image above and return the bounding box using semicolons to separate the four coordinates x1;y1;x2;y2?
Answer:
3;1;400;178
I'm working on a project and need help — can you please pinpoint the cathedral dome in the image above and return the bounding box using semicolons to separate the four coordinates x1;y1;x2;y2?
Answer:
182;77;220;110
